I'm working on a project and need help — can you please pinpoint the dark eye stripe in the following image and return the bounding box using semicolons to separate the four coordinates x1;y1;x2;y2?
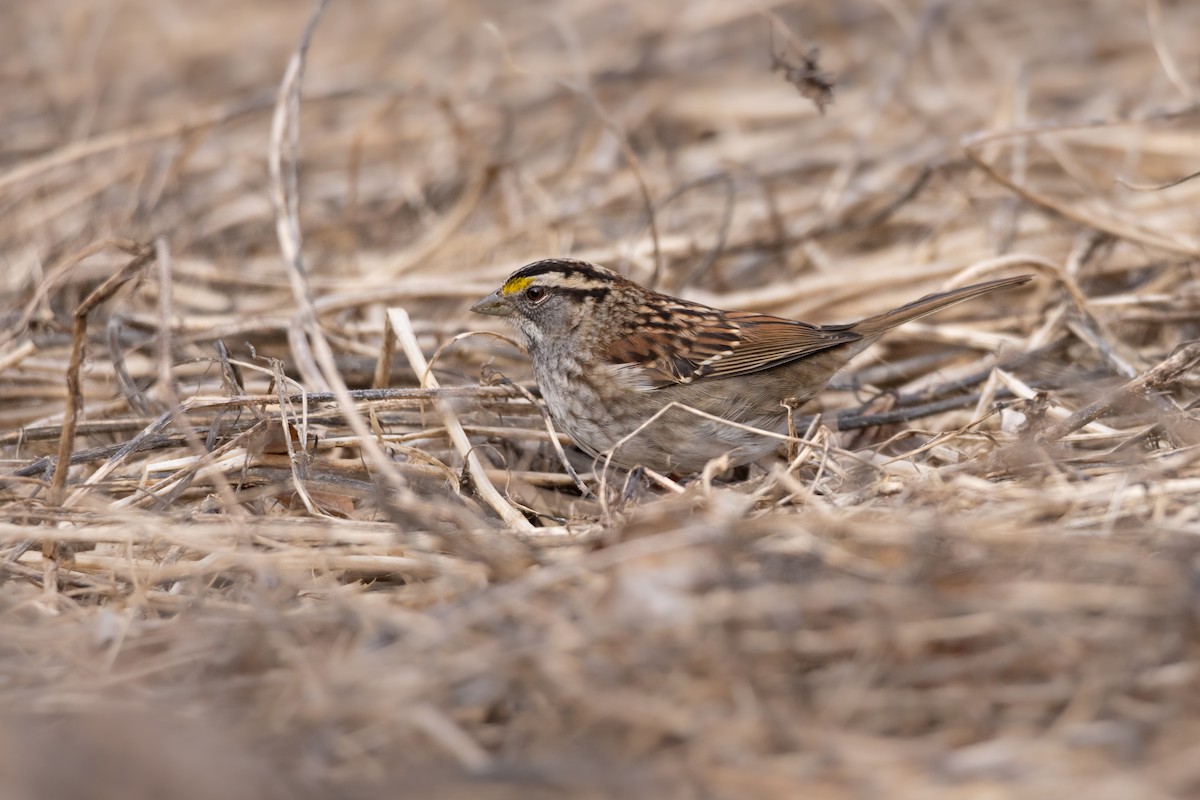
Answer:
554;287;611;302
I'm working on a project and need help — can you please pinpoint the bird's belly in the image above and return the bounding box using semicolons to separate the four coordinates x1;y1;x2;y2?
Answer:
538;365;806;473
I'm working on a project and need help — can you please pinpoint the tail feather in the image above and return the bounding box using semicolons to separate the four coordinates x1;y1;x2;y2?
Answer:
850;275;1032;337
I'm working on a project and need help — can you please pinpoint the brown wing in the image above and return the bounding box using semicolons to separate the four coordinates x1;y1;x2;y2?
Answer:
604;301;861;389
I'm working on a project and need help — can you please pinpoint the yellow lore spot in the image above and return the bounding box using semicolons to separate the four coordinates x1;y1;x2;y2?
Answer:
501;276;534;295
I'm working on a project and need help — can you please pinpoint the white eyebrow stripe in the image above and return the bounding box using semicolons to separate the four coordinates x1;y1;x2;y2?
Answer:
542;273;609;290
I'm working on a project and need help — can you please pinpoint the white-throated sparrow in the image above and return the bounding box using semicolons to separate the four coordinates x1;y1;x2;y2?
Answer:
472;259;1030;473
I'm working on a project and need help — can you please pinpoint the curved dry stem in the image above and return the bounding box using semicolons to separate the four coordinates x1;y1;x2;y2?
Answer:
388;307;534;532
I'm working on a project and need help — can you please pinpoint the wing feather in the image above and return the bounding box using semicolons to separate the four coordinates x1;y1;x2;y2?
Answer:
602;303;861;388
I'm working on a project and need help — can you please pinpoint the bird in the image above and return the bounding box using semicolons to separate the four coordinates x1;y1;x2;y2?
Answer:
471;259;1030;473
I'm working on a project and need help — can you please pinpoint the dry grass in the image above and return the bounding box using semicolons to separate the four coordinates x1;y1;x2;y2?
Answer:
3;0;1200;797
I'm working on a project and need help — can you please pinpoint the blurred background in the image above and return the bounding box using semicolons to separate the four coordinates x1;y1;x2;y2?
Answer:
6;0;1195;307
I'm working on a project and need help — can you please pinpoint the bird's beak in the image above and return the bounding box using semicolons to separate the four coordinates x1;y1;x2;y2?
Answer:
470;290;514;317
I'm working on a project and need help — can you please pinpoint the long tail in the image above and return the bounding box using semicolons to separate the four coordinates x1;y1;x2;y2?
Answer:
850;275;1032;337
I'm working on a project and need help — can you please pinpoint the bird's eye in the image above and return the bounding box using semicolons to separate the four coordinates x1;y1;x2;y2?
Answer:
525;286;547;302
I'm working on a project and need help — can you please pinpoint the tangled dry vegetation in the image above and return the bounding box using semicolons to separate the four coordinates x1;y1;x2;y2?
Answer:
3;0;1200;797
